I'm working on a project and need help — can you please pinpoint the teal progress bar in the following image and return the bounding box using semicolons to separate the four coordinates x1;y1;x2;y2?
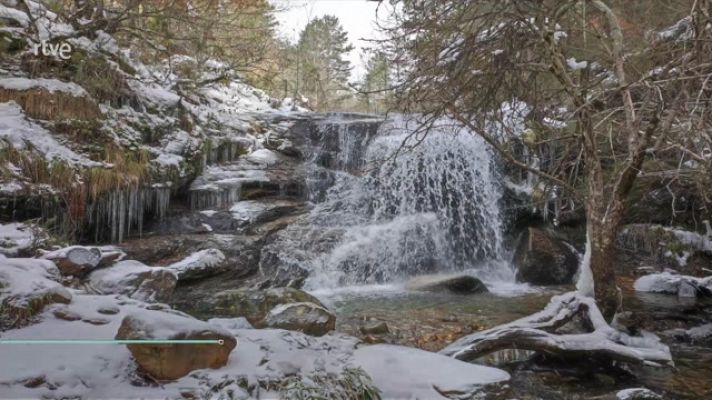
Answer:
0;339;224;345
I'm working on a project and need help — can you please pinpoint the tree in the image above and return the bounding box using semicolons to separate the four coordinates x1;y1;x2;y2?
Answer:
358;50;391;114
295;15;354;111
383;0;711;319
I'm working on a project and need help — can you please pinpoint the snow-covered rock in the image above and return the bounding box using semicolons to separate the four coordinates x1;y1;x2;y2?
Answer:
88;260;177;303
263;302;336;336
0;222;37;257
616;388;663;400
41;246;102;276
634;272;712;297
115;310;237;380
0;257;71;329
353;344;510;399
166;248;226;281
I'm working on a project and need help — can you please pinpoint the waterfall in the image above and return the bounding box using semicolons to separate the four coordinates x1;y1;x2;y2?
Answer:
302;115;508;289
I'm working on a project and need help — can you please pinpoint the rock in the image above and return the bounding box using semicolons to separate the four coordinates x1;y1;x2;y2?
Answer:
263;302;336;336
615;388;663;400
360;321;389;335
190;287;325;326
97;306;120;315
53;308;82;321
115;310;237;381
166;248;227;281
634;272;712;297
88;260;177;303
0;222;45;257
406;274;488;294
513;227;579;285
0;257;72;330
42;246;102;276
667;323;712;346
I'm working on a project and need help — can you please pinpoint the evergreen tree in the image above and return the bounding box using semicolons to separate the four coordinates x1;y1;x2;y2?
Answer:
295;15;354;111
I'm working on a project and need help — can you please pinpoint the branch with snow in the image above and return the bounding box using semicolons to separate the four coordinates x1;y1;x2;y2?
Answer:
440;291;673;367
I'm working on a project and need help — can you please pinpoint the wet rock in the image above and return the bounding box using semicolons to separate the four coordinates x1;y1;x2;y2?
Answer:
263;302;336;336
190;287;325;326
166;248;227;281
406;274;488;294
513;227;579;285
88;260;177;303
115;310;237;381
360;321;389;335
82;318;110;326
42;246;102;277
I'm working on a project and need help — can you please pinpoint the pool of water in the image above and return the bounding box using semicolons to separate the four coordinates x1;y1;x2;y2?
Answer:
311;283;712;399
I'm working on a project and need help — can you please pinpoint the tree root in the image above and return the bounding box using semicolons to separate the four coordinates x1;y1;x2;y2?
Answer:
439;292;673;367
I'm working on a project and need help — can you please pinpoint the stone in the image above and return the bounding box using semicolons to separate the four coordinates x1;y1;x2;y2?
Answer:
406;274;488;294
115;310;237;381
97;306;120;315
43;246;102;276
360;321;389;335
263;302;336;336
513;227;579;285
53;308;82;321
166;248;227;281
192;287;325;326
88;260;177;303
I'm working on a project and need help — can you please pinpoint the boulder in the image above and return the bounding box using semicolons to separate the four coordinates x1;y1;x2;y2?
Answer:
406;274;488;294
0;257;71;330
115;310;237;381
166;248;227;281
634;272;712;297
513;227;579;285
263;302;336;336
191;287;325;326
42;246;101;276
88;260;177;303
360;321;389;335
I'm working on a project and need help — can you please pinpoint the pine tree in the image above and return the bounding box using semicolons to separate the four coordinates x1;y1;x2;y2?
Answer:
295;15;354;111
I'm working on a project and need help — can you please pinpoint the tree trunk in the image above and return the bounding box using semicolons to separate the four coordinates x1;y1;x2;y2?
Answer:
588;215;621;320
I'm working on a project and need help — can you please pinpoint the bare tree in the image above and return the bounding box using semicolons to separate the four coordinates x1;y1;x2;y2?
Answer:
382;0;712;320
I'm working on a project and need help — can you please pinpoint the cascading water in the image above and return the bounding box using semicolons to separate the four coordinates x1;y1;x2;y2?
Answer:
300;115;511;289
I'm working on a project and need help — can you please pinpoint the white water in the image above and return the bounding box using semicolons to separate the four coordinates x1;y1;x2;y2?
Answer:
303;115;512;290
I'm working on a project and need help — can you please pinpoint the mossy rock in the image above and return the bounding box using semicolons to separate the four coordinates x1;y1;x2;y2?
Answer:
0;288;72;330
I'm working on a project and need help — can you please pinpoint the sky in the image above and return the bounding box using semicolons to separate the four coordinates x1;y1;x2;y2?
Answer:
270;0;385;80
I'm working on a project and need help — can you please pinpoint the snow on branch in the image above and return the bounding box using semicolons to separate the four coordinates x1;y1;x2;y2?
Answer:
439;292;673;367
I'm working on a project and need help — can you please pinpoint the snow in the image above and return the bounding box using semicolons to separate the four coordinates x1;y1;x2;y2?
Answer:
87;260;176;300
0;222;35;257
566;57;588;70
130;80;181;108
576;233;594;297
245;148;279;166
0;77;89;97
616;388;661;400
167;248;226;279
0;3;29;27
354;344;509;399
119;308;232;339
207;317;253;332
0;102;101;166
634;272;712;296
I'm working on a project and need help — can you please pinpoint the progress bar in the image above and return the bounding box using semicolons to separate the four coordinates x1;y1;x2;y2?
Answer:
0;339;225;345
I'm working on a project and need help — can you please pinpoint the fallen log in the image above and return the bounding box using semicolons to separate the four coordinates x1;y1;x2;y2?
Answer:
439;292;673;367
